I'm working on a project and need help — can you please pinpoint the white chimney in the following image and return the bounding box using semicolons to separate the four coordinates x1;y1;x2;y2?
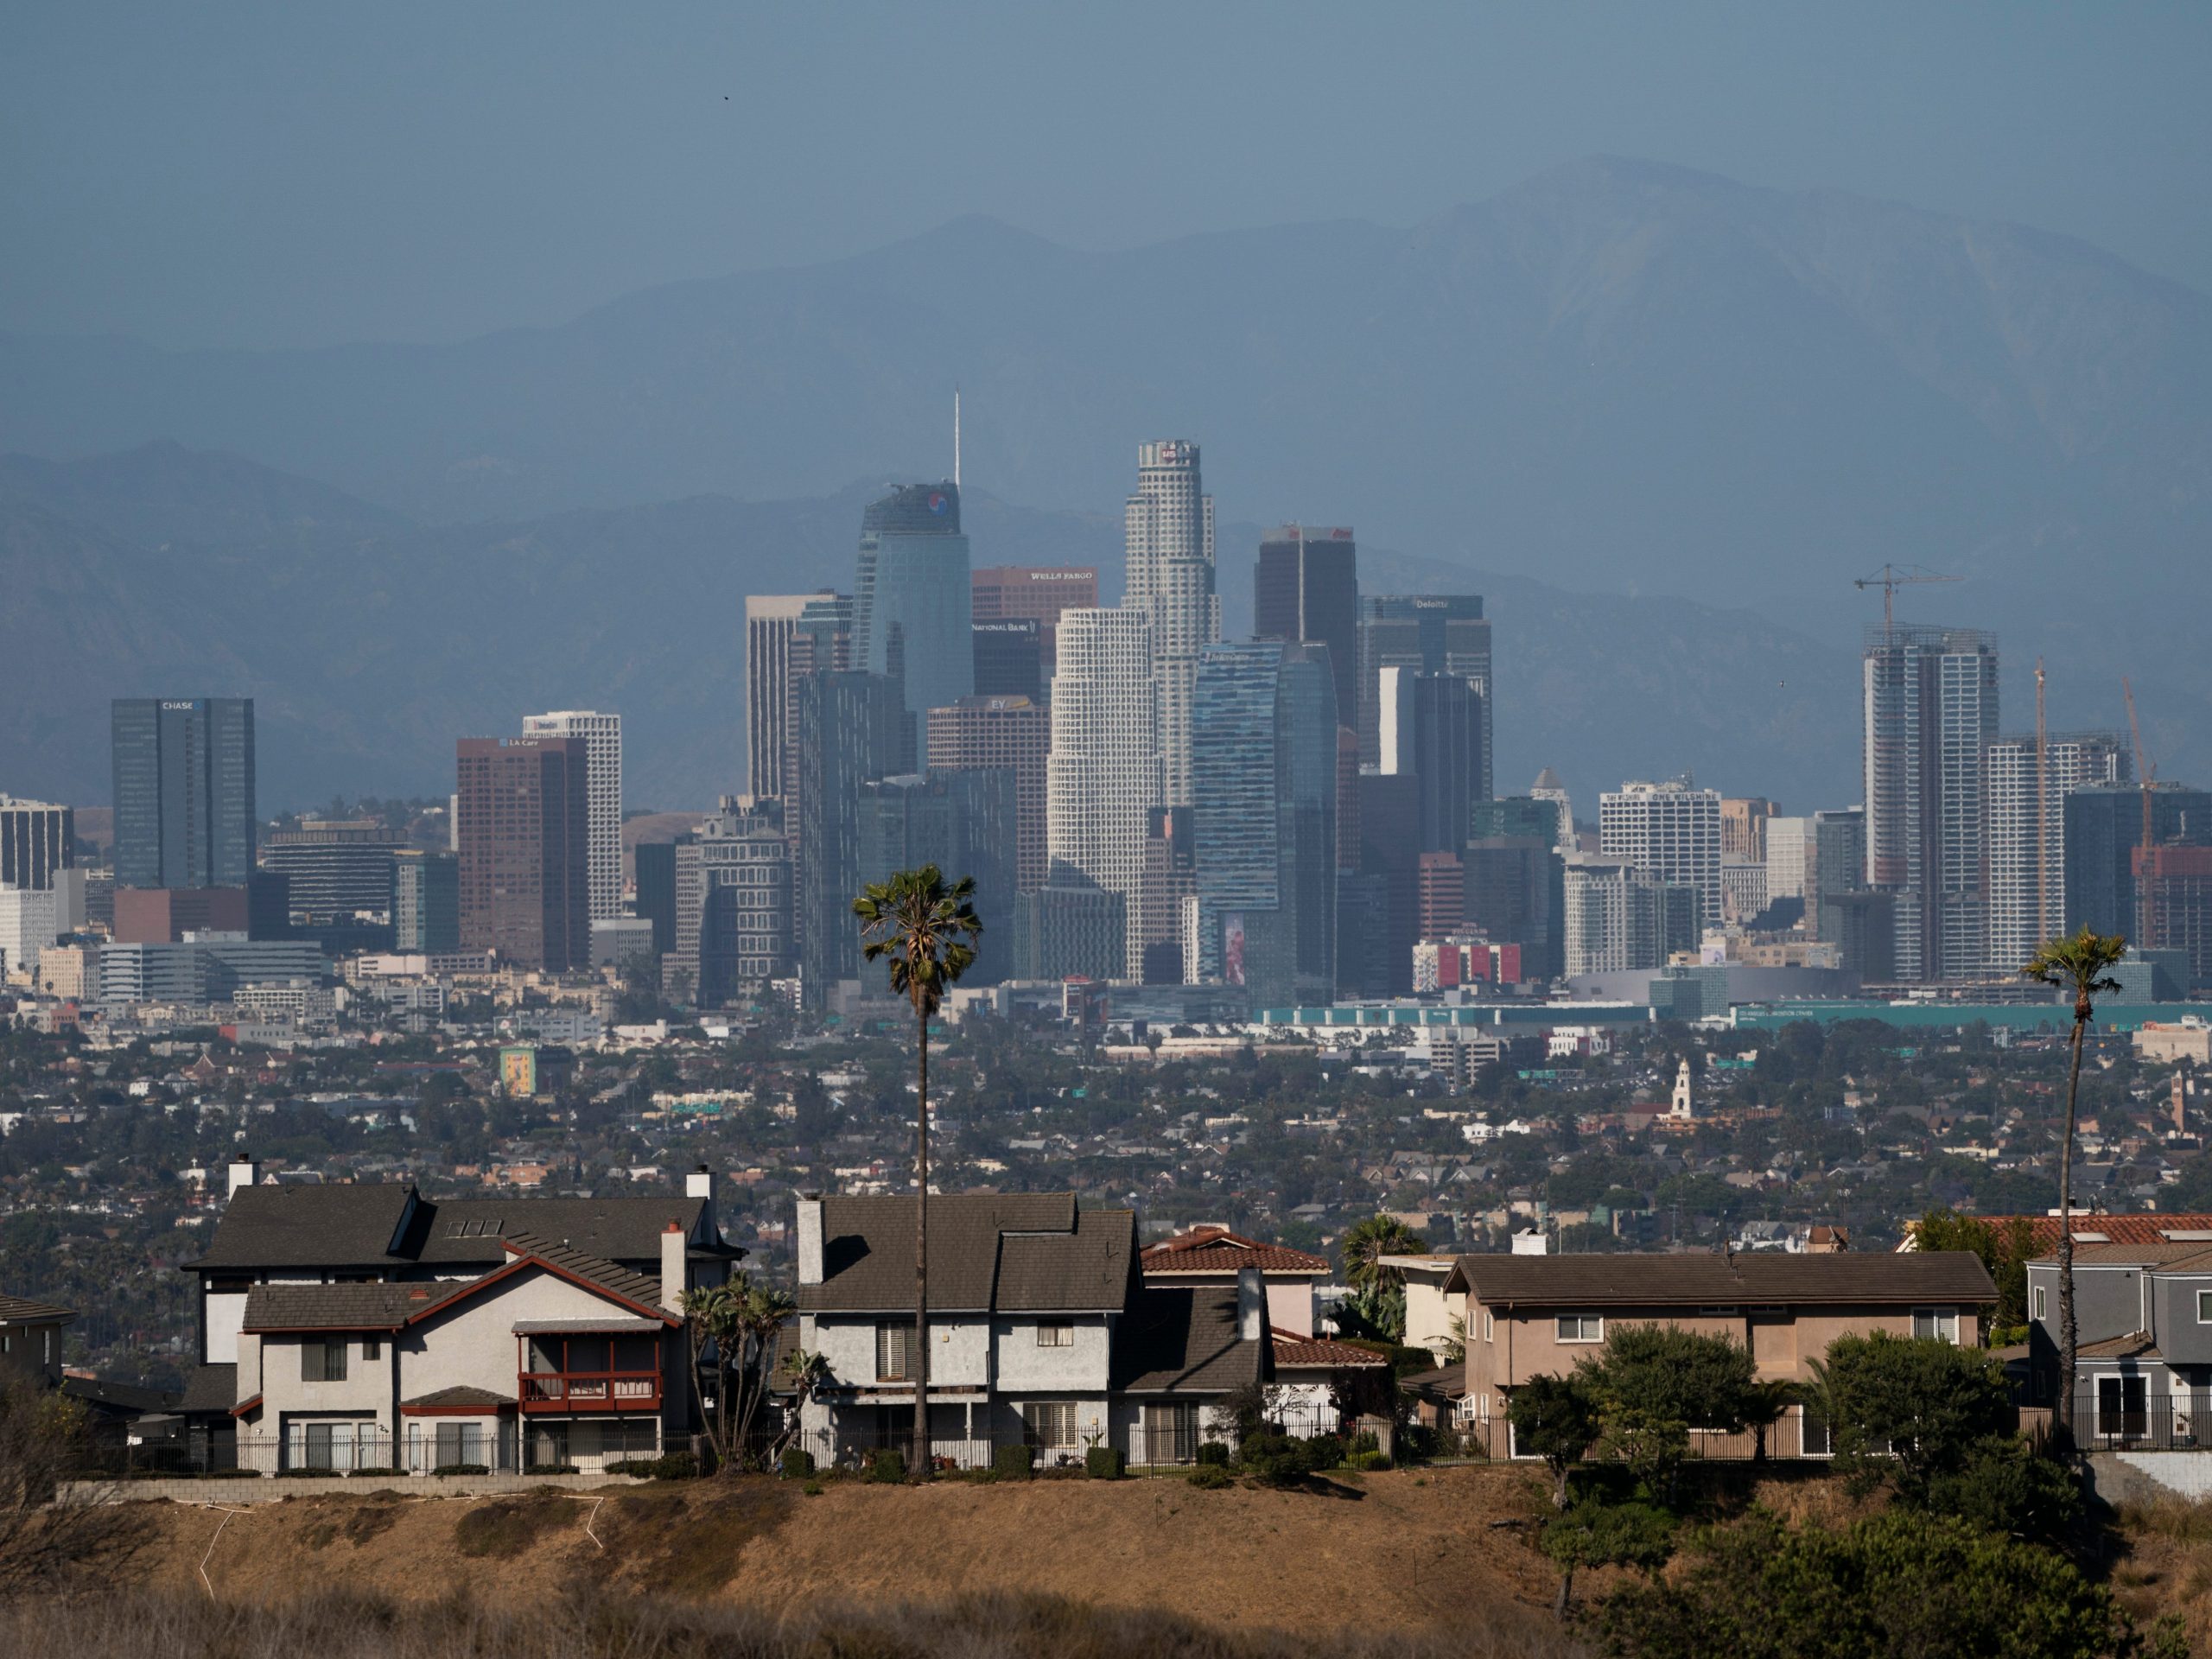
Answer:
227;1154;261;1201
797;1192;824;1287
660;1222;687;1313
687;1163;714;1202
1236;1265;1265;1343
1511;1228;1549;1256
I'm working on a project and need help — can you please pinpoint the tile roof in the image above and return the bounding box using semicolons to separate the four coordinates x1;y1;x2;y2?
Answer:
1446;1250;1997;1307
0;1291;77;1325
1944;1213;2212;1252
402;1385;514;1410
1141;1226;1328;1276
1271;1333;1389;1370
798;1192;1111;1314
1112;1286;1262;1394
499;1231;677;1319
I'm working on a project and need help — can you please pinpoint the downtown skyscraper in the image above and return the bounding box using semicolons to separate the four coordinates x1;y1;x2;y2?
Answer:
1123;441;1218;808
1862;626;1999;981
111;697;257;891
1356;594;1493;800
853;482;973;726
455;735;589;973
1046;607;1160;978
1984;730;2128;974
521;709;621;924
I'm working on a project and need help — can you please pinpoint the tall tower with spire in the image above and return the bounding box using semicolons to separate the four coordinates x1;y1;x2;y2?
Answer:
1124;441;1218;808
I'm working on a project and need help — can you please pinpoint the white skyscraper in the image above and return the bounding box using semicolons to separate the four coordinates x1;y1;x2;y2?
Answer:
1984;731;2129;974
520;709;622;924
745;594;817;803
1599;779;1724;931
1124;440;1218;808
1047;608;1160;977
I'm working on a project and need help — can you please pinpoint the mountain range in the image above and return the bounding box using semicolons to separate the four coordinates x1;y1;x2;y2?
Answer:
2;156;2205;811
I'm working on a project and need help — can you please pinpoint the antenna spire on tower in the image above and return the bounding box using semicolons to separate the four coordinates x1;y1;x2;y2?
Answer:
954;388;962;490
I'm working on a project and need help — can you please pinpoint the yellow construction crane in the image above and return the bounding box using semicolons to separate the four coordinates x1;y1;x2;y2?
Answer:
1854;563;1962;639
2124;677;2157;947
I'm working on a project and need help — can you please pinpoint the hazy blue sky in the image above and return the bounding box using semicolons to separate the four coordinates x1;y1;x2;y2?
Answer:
5;2;2208;349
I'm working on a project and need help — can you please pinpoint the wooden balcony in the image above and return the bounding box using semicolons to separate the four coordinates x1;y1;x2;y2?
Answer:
518;1370;661;1413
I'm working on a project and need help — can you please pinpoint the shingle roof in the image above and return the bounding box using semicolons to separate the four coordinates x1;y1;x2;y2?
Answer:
2041;1242;2212;1270
1446;1251;1997;1306
178;1363;238;1414
60;1374;178;1414
402;1385;514;1409
499;1231;677;1320
1141;1226;1329;1276
1271;1333;1390;1370
997;1211;1137;1313
2077;1331;2162;1361
0;1291;77;1325
798;1193;1106;1313
240;1234;677;1332
1112;1287;1262;1394
190;1185;738;1274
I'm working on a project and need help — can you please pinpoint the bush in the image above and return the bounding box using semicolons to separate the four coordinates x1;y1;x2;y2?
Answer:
1195;1441;1230;1467
777;1448;816;1480
275;1468;330;1478
1350;1450;1390;1472
1237;1431;1321;1487
430;1463;491;1477
993;1444;1034;1481
802;1480;823;1497
1923;1440;2082;1548
1084;1446;1126;1480
522;1464;581;1476
607;1452;697;1480
1186;1464;1234;1490
863;1447;906;1484
347;1466;404;1478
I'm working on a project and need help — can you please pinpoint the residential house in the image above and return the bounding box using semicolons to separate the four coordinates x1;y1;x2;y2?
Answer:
175;1154;740;1471
793;1192;1276;1469
1451;1250;1996;1458
2024;1242;2212;1446
0;1290;73;1391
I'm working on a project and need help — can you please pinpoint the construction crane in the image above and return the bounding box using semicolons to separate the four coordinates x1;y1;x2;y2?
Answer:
2036;660;2050;942
2124;677;2158;948
1854;563;1962;640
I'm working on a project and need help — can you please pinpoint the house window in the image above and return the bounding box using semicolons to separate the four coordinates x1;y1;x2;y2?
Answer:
875;1324;912;1382
1482;1311;1495;1343
435;1422;486;1468
1023;1401;1078;1450
1911;1307;1959;1344
1555;1315;1604;1344
1142;1401;1198;1463
2036;1286;2050;1320
303;1422;338;1471
1037;1323;1075;1348
1800;1406;1833;1458
2197;1289;2212;1325
300;1338;348;1382
361;1338;382;1361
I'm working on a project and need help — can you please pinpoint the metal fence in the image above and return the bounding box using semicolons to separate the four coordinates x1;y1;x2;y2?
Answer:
786;1402;1352;1477
149;1427;659;1477
2069;1388;2212;1452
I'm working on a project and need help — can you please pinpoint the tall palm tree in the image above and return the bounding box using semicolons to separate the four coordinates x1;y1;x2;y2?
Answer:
2022;924;2128;1444
854;864;982;1474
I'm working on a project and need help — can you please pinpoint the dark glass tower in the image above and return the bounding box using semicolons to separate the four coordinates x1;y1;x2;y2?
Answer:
1255;526;1359;735
1357;594;1492;798
111;697;256;890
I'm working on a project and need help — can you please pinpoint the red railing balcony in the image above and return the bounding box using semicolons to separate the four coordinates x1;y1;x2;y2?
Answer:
518;1370;661;1412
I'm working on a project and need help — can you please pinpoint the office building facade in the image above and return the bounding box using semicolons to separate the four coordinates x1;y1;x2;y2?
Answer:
971;566;1097;684
455;736;590;973
856;770;1016;987
1255;525;1359;735
1046;608;1160;978
1123;441;1218;807
928;695;1050;892
2065;783;2212;941
0;796;73;892
521;710;623;925
259;819;404;927
112;697;256;891
854;482;973;725
674;797;792;1006
745;593;827;802
970;618;1043;702
1137;805;1196;983
391;849;460;954
1378;669;1488;855
2135;846;2212;988
1013;871;1127;984
793;671;913;1001
1357;595;1492;798
1463;836;1565;982
1984;732;2129;974
1862;626;1999;981
1599;779;1724;931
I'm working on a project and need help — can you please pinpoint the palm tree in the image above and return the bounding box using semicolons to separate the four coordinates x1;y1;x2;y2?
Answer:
2022;924;2128;1444
855;864;982;1474
1338;1214;1427;1343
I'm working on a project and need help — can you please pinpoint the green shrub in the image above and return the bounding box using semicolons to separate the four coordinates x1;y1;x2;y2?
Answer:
778;1448;816;1480
607;1452;697;1480
522;1463;581;1476
1237;1430;1320;1487
993;1443;1034;1480
1195;1441;1230;1467
1350;1449;1390;1471
348;1466;405;1478
1084;1446;1126;1480
430;1463;490;1477
1187;1464;1234;1490
275;1468;328;1478
802;1480;823;1497
864;1447;906;1484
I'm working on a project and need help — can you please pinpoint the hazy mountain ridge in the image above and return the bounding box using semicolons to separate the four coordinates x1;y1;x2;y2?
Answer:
0;442;1860;817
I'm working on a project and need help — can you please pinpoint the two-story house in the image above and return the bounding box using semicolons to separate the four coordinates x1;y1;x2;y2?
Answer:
2024;1241;2212;1446
793;1192;1274;1468
1451;1250;1996;1458
176;1154;740;1471
0;1290;73;1393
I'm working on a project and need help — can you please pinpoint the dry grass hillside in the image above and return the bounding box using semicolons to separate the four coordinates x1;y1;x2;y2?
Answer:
62;1466;1581;1657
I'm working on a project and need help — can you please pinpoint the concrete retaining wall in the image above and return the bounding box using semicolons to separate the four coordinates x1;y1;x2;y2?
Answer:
2086;1452;2212;1506
59;1471;643;1507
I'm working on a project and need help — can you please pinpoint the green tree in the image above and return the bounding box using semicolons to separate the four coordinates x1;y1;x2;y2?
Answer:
1579;1324;1760;1497
1595;1510;2126;1659
854;863;982;1472
1508;1372;1601;1510
2021;924;2127;1442
1808;1332;2011;1499
1336;1214;1427;1343
682;1274;797;1471
1911;1206;2030;1338
1542;1495;1675;1621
